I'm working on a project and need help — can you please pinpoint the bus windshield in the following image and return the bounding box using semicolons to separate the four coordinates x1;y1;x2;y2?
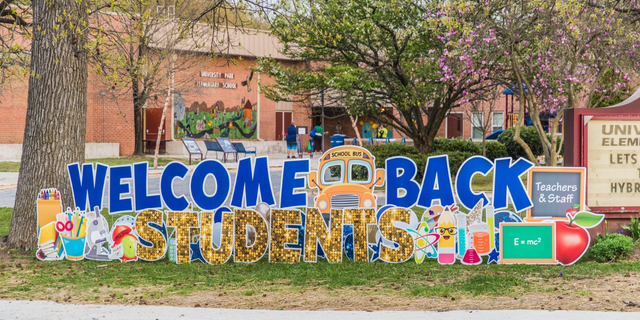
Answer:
348;160;372;184
321;160;344;185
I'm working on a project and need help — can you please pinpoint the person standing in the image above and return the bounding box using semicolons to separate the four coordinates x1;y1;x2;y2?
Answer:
313;122;324;154
334;121;343;135
286;121;297;159
377;124;388;139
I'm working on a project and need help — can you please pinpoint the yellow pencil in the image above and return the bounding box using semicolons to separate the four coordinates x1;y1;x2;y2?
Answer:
438;208;457;265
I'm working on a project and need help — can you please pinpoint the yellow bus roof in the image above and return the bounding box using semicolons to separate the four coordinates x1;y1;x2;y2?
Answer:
321;146;374;162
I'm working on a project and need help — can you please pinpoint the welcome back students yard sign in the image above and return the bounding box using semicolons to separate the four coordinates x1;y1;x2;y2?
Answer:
36;146;604;266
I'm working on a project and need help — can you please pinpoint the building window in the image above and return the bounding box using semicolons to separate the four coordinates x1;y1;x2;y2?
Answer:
472;112;484;140
492;112;504;133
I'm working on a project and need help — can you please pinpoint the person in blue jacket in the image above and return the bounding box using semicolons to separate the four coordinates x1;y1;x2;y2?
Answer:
286;121;298;158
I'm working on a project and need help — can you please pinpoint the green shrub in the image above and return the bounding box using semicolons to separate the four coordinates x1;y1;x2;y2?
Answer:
365;143;428;182
589;233;635;263
497;126;565;159
622;217;640;242
431;137;482;155
497;126;544;159
484;141;508;161
366;142;477;181
365;143;423;168
428;151;475;177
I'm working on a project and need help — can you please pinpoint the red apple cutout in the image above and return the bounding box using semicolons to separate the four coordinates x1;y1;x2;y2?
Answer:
555;221;589;265
555;211;604;265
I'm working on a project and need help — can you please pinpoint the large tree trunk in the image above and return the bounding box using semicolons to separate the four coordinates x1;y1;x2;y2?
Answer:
132;42;148;156
413;103;449;155
8;0;88;250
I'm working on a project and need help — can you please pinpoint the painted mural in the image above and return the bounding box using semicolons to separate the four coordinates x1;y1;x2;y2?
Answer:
174;98;257;139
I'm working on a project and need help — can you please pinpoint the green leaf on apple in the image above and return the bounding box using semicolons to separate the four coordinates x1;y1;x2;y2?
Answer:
572;211;605;229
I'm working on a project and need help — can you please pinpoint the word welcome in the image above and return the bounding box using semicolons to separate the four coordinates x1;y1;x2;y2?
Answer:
67;156;535;214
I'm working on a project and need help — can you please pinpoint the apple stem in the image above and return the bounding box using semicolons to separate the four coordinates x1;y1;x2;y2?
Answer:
567;213;575;227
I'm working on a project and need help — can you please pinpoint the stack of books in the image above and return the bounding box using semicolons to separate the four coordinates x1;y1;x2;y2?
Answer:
37;222;64;260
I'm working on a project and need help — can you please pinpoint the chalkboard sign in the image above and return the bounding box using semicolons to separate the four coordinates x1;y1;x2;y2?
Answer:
527;167;585;221
499;223;556;264
181;138;203;165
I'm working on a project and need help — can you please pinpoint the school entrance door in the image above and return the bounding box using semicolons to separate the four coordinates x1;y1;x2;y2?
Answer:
145;108;168;154
275;111;292;140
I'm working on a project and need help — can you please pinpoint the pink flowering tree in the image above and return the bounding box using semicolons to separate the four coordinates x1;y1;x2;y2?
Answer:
471;0;639;165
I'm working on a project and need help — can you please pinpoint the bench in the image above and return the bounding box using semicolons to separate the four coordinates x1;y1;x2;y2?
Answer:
203;140;223;159
232;142;256;158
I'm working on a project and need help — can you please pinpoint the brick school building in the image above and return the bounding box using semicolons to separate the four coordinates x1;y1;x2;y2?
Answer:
0;27;316;158
0;25;525;158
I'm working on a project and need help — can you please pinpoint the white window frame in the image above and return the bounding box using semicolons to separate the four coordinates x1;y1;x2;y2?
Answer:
491;112;504;133
471;112;484;141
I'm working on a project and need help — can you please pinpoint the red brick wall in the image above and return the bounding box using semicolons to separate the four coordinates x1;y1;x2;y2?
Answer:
0;77;28;143
0;71;135;155
86;73;135;156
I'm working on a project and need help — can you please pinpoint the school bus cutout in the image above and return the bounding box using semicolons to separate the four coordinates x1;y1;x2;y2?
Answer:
308;146;385;214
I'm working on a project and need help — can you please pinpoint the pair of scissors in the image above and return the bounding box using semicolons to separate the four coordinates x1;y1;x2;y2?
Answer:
56;220;73;233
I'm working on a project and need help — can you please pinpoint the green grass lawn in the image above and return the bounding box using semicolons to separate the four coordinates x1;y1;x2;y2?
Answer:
0;162;20;172
469;172;527;192
0;207;11;235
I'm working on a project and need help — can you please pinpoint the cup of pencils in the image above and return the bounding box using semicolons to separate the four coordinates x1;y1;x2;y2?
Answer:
57;211;87;261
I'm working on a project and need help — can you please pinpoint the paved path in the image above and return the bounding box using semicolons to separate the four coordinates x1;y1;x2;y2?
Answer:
0;172;18;188
0;300;637;320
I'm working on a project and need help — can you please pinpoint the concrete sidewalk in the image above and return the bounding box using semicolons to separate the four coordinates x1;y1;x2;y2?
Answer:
0;172;18;189
0;300;637;320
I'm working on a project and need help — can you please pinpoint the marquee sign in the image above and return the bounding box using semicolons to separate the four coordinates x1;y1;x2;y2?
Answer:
36;146;603;265
586;119;640;208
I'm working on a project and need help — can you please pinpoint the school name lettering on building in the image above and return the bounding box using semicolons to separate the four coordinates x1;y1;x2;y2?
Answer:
200;71;234;79
195;71;236;89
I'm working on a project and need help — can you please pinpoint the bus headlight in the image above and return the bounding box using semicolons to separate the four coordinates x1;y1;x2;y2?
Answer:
363;198;373;208
319;200;328;210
